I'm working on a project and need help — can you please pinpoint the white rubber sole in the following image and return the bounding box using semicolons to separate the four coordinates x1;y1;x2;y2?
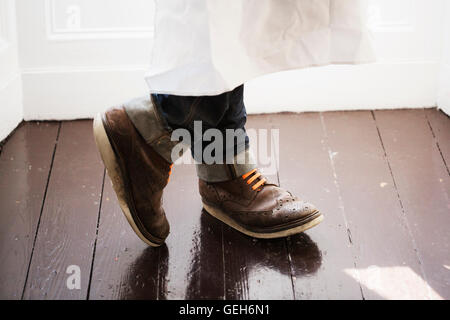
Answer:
203;202;324;239
93;113;161;247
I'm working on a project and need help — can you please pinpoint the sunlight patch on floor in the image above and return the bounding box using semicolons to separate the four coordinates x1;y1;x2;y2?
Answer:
345;265;443;300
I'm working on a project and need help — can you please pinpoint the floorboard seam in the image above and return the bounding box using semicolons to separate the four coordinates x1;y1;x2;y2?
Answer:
271;119;295;300
319;112;364;299
371;110;431;300
20;122;62;300
285;237;297;300
221;224;226;300
86;168;106;300
425;112;450;177
355;261;366;300
156;246;161;300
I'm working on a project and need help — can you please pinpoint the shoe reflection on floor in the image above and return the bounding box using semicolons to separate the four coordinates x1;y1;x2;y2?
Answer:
123;210;322;300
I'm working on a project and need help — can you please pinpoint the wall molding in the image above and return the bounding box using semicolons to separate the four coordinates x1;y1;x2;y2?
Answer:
245;61;438;113
44;0;154;41
368;0;416;32
22;66;149;120
21;61;439;121
21;64;148;75
437;63;450;115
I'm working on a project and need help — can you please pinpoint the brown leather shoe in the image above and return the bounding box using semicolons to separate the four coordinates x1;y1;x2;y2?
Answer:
199;168;323;239
93;107;172;247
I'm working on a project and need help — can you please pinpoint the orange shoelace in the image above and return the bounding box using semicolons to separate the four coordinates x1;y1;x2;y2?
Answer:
167;164;174;183
242;168;267;191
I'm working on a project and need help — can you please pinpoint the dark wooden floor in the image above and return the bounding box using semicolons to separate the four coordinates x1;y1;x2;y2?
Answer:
0;108;449;300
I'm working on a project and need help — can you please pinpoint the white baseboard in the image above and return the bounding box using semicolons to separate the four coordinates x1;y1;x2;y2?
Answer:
21;62;439;121
245;61;439;113
22;66;150;121
437;64;450;116
0;74;23;141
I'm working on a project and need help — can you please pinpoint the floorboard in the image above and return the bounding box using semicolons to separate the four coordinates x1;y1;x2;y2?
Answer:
0;122;59;299
160;159;224;299
222;115;294;300
374;109;450;299
22;120;104;299
272;113;362;299
321;111;431;299
0;109;448;300
88;175;161;300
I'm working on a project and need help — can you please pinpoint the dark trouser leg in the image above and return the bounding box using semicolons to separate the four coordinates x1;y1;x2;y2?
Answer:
152;85;256;181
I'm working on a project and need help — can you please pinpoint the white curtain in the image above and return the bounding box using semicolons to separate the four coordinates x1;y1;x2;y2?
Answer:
145;0;375;96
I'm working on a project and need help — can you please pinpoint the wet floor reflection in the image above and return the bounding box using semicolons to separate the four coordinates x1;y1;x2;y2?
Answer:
288;233;322;275
120;244;168;300
220;212;322;300
125;209;322;300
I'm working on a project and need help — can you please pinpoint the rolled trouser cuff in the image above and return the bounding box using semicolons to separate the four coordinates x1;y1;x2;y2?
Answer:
123;96;179;163
196;149;257;182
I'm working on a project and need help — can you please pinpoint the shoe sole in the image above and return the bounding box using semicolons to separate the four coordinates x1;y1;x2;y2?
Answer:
93;113;161;247
203;202;324;239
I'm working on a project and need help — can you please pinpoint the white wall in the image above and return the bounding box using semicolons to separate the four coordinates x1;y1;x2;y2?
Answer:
16;0;154;120
2;0;448;128
437;0;450;115
0;0;22;141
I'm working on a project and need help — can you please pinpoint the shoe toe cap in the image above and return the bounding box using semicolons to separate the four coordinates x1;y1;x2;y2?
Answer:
276;198;319;222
